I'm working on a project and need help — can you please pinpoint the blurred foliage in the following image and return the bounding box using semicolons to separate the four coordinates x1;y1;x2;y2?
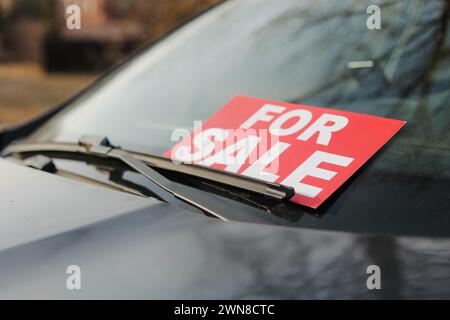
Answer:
107;0;224;40
0;6;5;30
0;3;7;30
8;0;52;21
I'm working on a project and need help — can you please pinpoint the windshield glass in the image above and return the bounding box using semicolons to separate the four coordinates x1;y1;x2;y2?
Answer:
28;0;450;237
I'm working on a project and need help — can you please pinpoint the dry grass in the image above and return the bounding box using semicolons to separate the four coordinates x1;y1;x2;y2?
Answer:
0;63;96;128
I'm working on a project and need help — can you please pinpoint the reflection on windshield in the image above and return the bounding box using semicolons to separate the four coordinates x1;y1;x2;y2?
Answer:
30;0;450;153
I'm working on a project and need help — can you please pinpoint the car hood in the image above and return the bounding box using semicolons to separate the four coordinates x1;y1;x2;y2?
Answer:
0;159;449;299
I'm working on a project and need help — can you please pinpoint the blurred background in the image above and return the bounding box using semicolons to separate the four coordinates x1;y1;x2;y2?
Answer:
0;0;222;127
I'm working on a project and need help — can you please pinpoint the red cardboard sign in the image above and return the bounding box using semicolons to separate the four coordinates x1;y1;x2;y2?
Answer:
165;96;405;208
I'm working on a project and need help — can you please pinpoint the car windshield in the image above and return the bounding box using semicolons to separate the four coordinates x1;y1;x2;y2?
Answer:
28;0;450;237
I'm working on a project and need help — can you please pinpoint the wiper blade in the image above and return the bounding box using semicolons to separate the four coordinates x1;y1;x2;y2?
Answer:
5;137;294;201
5;136;294;224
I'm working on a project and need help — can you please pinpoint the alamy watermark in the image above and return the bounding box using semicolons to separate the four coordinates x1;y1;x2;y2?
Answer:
366;5;381;30
65;4;81;30
170;120;287;179
366;265;381;290
66;265;81;290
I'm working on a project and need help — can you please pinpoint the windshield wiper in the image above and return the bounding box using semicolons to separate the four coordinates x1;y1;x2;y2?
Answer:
4;136;294;224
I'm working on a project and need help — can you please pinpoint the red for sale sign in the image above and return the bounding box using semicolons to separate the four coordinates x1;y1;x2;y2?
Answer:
165;96;405;208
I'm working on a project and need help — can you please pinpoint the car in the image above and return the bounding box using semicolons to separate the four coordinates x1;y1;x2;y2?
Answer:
0;0;449;299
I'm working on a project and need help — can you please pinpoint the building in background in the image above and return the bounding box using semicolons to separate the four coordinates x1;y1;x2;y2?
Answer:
46;0;146;70
0;0;221;71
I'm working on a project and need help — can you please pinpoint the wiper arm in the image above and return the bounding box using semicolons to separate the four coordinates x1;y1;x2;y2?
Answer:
5;136;294;224
78;135;194;207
